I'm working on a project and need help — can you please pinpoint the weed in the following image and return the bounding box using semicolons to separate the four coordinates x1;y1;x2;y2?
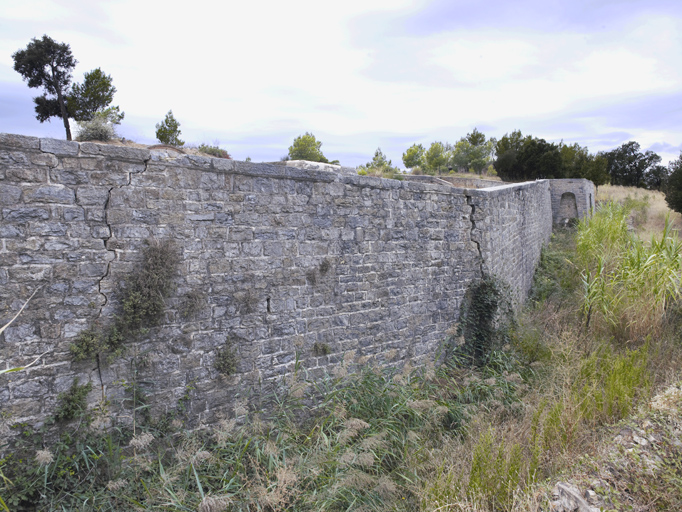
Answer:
577;202;682;341
319;258;331;275
182;289;206;319
53;379;93;423
215;340;238;376
312;342;331;356
198;144;231;159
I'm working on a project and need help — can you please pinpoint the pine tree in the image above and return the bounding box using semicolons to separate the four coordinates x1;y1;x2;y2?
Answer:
155;110;184;146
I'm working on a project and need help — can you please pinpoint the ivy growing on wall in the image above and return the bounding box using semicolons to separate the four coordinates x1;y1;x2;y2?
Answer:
453;275;514;366
70;238;180;363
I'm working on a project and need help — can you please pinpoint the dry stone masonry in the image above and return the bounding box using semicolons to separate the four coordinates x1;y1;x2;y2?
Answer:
0;133;591;430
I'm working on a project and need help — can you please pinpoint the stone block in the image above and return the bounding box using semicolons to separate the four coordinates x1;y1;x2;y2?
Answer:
2;207;50;222
6;167;48;183
40;138;79;156
0;133;41;149
23;185;75;204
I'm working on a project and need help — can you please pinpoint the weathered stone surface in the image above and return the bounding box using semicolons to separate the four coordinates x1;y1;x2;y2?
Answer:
40;138;79;156
23;185;75;204
2;207;50;222
0;133;40;150
0;184;22;205
0;133;591;437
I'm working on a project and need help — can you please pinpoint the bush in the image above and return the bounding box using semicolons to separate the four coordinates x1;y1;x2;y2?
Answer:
215;340;237;376
198;144;231;159
665;154;682;214
54;379;93;422
70;238;179;362
288;132;328;162
75;114;115;141
455;275;514;366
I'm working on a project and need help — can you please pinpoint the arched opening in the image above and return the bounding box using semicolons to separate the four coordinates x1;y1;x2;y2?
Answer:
559;192;578;225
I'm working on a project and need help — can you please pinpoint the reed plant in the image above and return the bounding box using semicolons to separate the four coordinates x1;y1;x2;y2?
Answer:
577;201;682;341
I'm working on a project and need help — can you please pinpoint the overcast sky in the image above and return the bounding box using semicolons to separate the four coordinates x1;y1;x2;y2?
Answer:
1;0;681;167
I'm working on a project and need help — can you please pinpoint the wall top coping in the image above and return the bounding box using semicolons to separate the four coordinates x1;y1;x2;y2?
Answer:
1;133;547;197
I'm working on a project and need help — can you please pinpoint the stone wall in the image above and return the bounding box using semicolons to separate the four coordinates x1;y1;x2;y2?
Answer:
468;182;553;304
0;134;565;430
549;179;595;225
403;175;501;189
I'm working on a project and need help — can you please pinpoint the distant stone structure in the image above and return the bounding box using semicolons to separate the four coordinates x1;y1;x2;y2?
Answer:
0;133;590;431
550;179;595;225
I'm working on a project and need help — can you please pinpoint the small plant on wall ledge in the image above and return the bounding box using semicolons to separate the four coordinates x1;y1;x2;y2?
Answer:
215;340;238;377
70;238;180;363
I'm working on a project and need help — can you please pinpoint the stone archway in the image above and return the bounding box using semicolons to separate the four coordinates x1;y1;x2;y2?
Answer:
559;192;578;224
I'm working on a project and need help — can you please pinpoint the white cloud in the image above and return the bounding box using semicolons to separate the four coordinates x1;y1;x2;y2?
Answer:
1;0;681;166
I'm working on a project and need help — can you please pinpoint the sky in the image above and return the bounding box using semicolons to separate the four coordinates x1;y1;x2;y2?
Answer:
1;0;681;167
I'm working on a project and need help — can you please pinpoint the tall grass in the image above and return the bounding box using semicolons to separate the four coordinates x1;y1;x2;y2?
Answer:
577;201;682;341
421;203;682;511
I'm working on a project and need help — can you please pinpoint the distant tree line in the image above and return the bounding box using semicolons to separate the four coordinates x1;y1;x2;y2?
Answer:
402;129;680;191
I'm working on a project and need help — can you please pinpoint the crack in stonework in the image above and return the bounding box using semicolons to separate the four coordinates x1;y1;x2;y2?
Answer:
94;156;151;319
466;195;484;277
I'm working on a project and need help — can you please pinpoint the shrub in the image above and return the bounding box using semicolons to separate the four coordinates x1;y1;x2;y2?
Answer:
75;113;115;141
288;132;328;162
455;275;514;365
665;154;682;214
155;110;184;146
54;379;93;422
215;340;237;376
198;144;231;159
70;238;179;362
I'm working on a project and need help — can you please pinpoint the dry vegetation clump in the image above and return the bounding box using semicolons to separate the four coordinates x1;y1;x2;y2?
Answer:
597;184;682;239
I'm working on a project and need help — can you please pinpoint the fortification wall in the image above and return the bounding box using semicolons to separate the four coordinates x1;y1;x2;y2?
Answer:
468;182;553;303
1;134;556;430
550;179;595;225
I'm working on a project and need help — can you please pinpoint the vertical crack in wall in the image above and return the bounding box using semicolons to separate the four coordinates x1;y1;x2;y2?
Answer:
95;156;151;318
90;155;150;399
466;195;484;276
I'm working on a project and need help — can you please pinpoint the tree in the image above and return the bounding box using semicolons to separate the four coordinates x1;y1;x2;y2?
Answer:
451;130;495;174
402;143;425;170
494;130;526;158
559;142;610;187
155;110;184;146
494;136;563;181
424;141;448;175
605;141;661;188
665;154;682;214
466;127;486;147
579;153;610;187
68;68;124;124
643;164;669;191
12;35;77;140
358;148;398;176
288;132;329;163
